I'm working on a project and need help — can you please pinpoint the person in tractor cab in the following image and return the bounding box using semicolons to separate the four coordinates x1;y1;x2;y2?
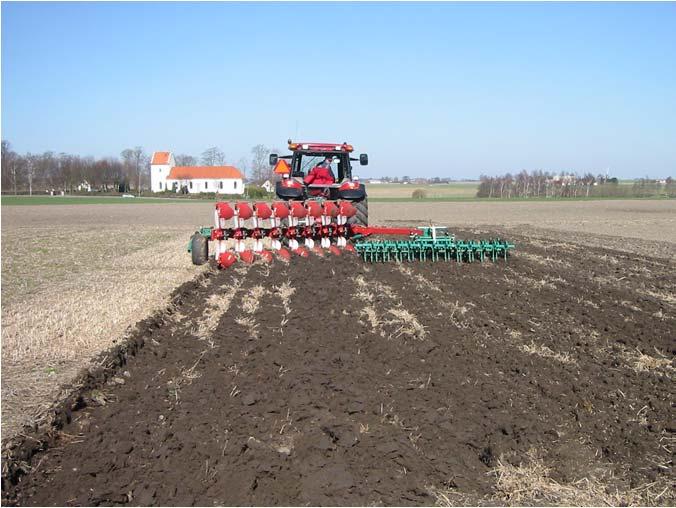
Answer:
304;156;336;195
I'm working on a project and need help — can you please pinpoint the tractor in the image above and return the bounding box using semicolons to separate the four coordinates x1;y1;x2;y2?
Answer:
188;139;515;268
269;140;369;226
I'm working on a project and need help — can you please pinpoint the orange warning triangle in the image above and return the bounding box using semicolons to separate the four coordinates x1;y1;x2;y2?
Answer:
273;159;291;175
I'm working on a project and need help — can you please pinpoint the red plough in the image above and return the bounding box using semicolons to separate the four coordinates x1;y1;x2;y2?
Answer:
192;200;418;268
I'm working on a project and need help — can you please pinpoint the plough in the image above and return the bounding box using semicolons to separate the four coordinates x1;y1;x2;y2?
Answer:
189;200;515;268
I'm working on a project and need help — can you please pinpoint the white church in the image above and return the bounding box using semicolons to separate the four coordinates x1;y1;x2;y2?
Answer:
150;151;245;195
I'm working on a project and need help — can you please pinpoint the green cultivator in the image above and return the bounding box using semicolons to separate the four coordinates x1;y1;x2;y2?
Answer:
353;227;514;263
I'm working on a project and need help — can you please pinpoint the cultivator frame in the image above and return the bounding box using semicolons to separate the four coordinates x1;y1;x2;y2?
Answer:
189;200;515;269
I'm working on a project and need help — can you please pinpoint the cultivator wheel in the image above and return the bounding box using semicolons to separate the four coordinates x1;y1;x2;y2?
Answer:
188;202;515;269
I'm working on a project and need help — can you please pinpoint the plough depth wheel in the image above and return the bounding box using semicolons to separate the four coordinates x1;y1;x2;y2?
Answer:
190;233;208;266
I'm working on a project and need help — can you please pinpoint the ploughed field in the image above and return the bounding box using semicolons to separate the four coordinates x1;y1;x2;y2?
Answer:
3;229;674;506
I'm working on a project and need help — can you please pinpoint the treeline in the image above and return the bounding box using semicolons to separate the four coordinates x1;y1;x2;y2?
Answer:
1;141;148;194
631;178;676;198
477;171;676;199
1;141;281;195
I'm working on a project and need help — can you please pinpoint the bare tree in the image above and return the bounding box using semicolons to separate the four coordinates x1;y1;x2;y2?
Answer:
477;169;604;199
37;151;57;190
59;153;83;194
121;147;146;195
175;154;198;166
201;147;226;166
237;157;249;179
2;140;19;194
81;156;99;190
249;144;269;183
582;172;595;197
120;149;134;192
24;153;38;196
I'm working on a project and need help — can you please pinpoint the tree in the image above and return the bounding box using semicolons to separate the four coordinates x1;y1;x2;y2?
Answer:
58;153;71;193
98;157;125;191
38;151;57;191
175;154;197;166
82;156;100;190
237;157;249;179
249;144;270;183
201;147;226;166
24;153;38;196
582;172;595;197
1;140;19;195
477;175;490;198
121;147;146;195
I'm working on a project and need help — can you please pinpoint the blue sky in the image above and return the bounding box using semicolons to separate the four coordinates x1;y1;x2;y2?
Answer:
2;2;675;178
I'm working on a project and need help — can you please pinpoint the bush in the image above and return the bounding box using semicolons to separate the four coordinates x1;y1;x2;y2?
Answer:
148;191;245;200
245;185;270;199
411;189;428;199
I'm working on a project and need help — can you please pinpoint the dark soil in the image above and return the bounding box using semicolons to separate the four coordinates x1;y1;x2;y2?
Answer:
2;230;674;506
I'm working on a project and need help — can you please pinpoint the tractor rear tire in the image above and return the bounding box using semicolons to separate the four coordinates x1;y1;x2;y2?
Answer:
191;233;208;265
349;199;368;226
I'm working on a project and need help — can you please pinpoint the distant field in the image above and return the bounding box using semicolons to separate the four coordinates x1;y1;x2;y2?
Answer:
365;182;479;200
4;186;482;204
3;181;669;205
365;182;673;202
0;195;214;206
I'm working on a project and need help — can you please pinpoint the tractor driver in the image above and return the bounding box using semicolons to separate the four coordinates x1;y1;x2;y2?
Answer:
304;156;336;195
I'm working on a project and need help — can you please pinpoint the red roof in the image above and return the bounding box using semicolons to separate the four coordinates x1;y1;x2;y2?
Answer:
167;166;243;180
151;152;171;165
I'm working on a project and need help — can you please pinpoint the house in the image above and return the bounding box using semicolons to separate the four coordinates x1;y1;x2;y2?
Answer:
261;180;274;193
150;151;245;195
166;166;244;194
150;152;175;192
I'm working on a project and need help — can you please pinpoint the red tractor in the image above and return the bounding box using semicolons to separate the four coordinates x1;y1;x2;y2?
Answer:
188;140;516;268
269;140;369;226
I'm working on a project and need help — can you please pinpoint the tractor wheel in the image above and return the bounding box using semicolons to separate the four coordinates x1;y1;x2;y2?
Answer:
349;199;368;226
191;233;208;265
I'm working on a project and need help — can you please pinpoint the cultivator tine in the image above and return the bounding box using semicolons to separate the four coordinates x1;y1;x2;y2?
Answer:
336;200;356;248
270;202;290;259
304;201;322;250
232;202;252;258
252;202;271;253
287;201;305;252
320;201;337;249
352;235;515;265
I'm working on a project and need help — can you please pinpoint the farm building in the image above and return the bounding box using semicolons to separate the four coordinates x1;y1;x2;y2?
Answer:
150;151;244;194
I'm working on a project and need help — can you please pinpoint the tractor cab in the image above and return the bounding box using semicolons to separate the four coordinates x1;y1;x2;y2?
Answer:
270;141;368;202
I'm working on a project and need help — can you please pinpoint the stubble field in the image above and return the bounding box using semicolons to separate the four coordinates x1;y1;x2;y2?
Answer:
1;199;674;505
